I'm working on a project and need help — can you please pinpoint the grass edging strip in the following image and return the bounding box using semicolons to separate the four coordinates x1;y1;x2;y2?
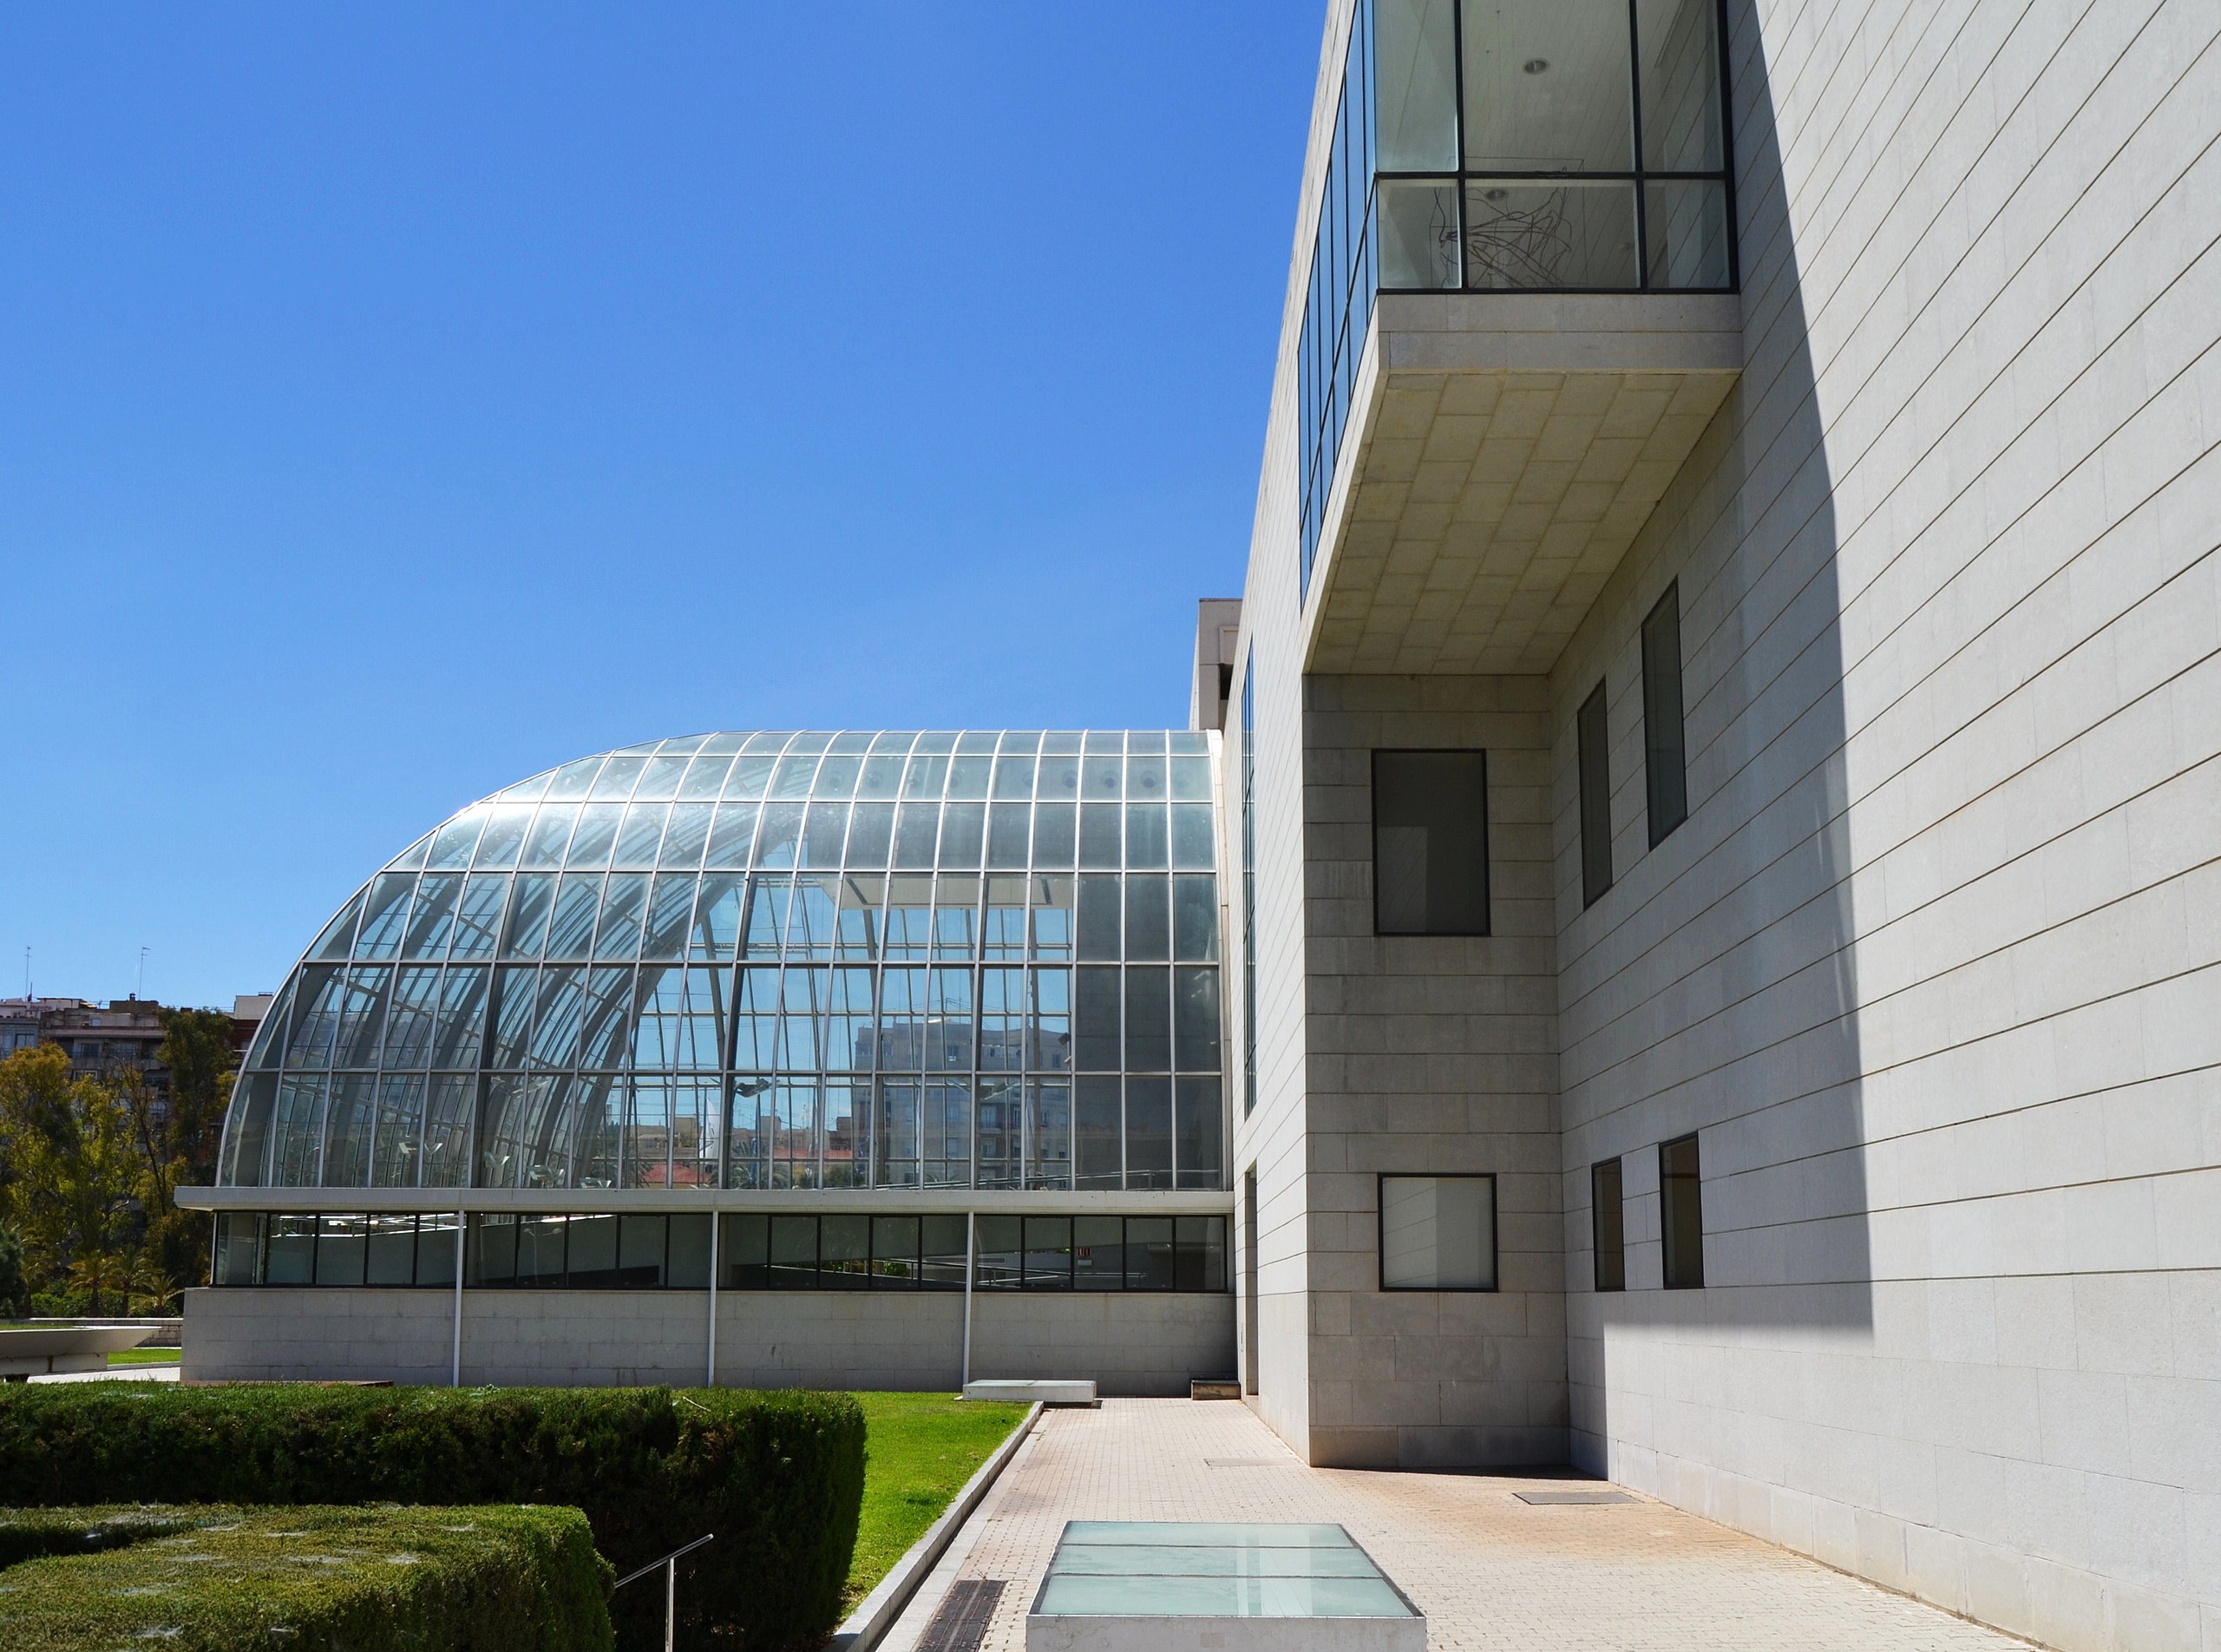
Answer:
831;1401;1041;1652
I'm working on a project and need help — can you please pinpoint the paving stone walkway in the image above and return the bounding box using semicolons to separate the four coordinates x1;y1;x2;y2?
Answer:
881;1398;2033;1651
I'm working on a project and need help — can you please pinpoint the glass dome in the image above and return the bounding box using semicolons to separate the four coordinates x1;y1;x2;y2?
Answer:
218;731;1227;1196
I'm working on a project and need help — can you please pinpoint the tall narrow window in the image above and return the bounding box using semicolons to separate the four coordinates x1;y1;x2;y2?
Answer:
1373;751;1489;935
1241;655;1258;1117
1660;1133;1703;1288
1577;680;1613;907
1642;584;1687;846
1242;1166;1260;1393
1591;1157;1624;1292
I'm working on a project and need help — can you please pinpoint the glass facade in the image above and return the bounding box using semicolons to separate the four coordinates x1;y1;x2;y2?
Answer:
216;731;1228;1196
1298;0;1736;593
210;1210;1229;1294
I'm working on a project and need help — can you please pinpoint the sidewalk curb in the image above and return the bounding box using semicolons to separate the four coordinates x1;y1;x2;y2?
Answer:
829;1400;1043;1652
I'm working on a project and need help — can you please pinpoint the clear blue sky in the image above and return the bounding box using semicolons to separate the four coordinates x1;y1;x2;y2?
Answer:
0;4;1318;1011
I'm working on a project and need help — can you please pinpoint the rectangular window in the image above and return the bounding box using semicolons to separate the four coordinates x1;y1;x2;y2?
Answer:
1591;1158;1624;1292
1660;1133;1704;1288
1577;680;1613;908
1378;1173;1496;1290
1642;583;1688;846
1373;751;1489;935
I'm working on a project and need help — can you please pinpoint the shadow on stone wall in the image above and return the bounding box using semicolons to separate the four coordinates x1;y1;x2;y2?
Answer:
1574;1;1872;1390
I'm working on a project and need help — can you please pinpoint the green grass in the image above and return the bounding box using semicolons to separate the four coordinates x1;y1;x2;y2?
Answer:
107;1347;181;1366
846;1393;1029;1609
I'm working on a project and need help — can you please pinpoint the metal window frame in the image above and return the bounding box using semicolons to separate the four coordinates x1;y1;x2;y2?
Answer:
1375;1171;1500;1293
1658;1132;1705;1289
1589;1157;1625;1292
1370;747;1492;938
1641;582;1689;848
1577;678;1615;908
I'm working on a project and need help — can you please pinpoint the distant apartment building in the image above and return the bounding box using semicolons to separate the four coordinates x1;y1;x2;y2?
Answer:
0;995;274;1093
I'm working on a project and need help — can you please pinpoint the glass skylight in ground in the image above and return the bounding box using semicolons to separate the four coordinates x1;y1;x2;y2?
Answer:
1032;1524;1420;1621
218;731;1226;1195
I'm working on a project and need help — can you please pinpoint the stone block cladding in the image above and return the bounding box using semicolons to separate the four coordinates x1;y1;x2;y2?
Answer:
1223;0;2221;1647
181;1288;1233;1397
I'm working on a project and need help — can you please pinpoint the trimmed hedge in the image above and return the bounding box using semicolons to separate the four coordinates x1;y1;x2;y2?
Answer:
0;1503;612;1652
0;1386;864;1651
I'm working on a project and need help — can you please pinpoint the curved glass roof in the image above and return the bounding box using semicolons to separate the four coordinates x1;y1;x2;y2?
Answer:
219;731;1227;1196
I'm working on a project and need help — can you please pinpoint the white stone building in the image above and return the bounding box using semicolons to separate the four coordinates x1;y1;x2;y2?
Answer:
1215;0;2221;1647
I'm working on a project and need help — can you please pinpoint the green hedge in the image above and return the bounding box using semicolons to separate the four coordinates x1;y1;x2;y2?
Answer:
0;1504;611;1652
0;1386;864;1651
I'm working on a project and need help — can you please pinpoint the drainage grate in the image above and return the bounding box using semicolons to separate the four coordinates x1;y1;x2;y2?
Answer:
1514;1490;1635;1505
915;1578;1005;1652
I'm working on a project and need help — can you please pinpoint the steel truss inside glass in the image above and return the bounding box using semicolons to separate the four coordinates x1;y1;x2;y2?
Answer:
216;731;1228;1196
1299;0;1737;593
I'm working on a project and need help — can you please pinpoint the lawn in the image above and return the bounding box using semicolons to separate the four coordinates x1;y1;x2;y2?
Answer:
846;1393;1030;1609
104;1349;180;1367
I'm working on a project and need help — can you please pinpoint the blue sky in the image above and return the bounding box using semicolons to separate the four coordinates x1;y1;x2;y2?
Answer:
0;4;1317;1010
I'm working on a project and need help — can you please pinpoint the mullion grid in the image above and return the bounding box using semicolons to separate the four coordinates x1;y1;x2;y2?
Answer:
245;731;1222;1199
739;731;1076;1194
1373;0;1734;293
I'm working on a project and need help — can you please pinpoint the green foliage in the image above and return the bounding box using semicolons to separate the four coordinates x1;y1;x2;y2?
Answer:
847;1393;1029;1607
0;1013;236;1303
0;1047;141;1311
0;1503;612;1652
0;1228;27;1321
143;1007;239;1287
0;1384;865;1652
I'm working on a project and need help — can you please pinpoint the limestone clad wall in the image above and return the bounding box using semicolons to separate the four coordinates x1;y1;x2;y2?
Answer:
181;1288;1235;1397
1298;674;1567;1467
1546;1;2221;1648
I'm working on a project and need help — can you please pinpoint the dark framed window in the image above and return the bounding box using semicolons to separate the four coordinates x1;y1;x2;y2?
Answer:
213;1208;1230;1293
1373;750;1490;935
1577;680;1613;908
1591;1158;1624;1292
1378;1174;1497;1290
1642;584;1687;846
1660;1133;1703;1288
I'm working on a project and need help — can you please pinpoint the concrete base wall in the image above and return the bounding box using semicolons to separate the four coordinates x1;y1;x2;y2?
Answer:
181;1287;1235;1397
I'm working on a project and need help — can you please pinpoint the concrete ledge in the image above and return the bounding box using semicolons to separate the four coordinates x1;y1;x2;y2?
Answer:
176;1187;1235;1215
831;1401;1041;1652
965;1379;1097;1406
1376;292;1744;371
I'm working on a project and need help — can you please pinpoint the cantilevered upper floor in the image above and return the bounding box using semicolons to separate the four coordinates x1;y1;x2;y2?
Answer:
1292;0;1744;674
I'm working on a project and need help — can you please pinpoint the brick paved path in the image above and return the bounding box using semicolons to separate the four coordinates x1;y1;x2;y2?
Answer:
880;1399;2031;1651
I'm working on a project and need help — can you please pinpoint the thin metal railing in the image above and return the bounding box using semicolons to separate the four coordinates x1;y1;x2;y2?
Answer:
614;1532;715;1652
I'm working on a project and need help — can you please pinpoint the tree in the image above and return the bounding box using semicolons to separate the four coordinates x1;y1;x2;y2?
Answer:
0;1225;29;1321
0;1046;142;1308
154;1007;235;1184
138;1007;238;1288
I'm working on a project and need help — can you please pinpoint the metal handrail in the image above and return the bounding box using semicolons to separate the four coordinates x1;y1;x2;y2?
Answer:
614;1532;715;1652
